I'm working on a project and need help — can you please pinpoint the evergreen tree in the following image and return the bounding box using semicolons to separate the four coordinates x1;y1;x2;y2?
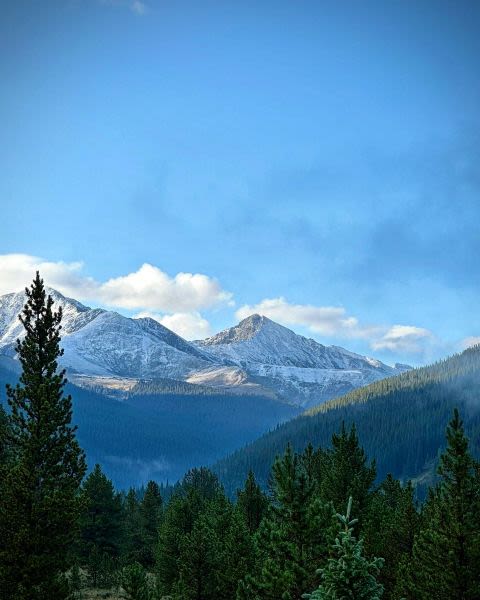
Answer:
122;562;152;600
241;444;333;599
305;497;384;600
176;511;221;600
140;480;163;567
79;463;123;560
0;273;86;600
122;488;144;564
218;508;255;598
402;409;480;600
319;423;376;526
236;470;269;533
363;475;418;598
156;468;222;595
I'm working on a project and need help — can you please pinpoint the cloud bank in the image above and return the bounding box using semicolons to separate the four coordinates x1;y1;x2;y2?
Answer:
236;297;434;355
0;253;441;353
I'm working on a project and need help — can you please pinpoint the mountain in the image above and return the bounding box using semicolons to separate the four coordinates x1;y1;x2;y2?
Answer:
0;290;409;407
213;344;480;497
194;314;410;405
0;288;215;379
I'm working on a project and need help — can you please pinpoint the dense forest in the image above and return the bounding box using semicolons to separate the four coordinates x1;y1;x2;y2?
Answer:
1;275;480;599
215;344;480;497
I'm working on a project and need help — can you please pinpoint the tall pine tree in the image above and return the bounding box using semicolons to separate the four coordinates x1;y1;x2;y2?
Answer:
402;409;480;600
0;273;86;600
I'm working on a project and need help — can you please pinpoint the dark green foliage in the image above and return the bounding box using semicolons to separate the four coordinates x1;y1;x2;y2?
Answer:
363;475;418;597
305;497;384;600
176;510;222;599
157;467;255;599
157;468;223;595
241;444;335;599
236;470;269;533
121;562;152;600
79;463;123;560
401;409;480;600
0;273;86;600
0;404;11;471
122;488;144;564
139;480;163;567
317;423;376;525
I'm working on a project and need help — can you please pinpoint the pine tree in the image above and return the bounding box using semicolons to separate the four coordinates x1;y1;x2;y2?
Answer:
237;470;269;533
122;488;144;564
156;470;219;596
319;423;376;526
140;480;162;567
121;562;152;600
305;497;384;600
403;409;480;600
79;463;123;561
176;511;220;600
241;444;333;599
0;273;86;600
218;508;255;598
363;475;418;597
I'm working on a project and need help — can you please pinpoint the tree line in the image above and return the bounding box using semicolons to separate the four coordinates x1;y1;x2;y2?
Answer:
1;274;479;599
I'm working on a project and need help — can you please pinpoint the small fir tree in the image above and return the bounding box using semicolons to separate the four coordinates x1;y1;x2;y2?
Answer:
305;497;384;600
78;463;123;561
236;469;269;533
140;480;163;567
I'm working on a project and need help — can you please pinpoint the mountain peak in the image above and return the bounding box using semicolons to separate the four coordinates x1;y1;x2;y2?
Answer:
201;313;281;345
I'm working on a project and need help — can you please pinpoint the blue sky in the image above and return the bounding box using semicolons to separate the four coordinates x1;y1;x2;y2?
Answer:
1;0;479;365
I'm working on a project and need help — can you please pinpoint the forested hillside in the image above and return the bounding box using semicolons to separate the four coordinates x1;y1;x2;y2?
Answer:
215;345;480;496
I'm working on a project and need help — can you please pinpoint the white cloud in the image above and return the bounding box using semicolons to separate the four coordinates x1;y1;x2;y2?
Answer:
0;254;97;298
98;263;232;312
461;336;480;350
236;297;433;355
0;254;231;314
371;325;433;353
134;310;212;340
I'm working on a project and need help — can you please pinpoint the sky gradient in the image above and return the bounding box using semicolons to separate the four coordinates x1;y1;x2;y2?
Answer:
1;0;479;365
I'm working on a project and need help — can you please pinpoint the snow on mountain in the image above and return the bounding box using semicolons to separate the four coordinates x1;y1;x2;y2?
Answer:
195;314;408;405
0;292;410;406
0;288;214;379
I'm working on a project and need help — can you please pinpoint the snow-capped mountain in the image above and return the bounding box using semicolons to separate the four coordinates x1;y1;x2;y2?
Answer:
0;290;410;406
0;288;215;379
194;314;410;405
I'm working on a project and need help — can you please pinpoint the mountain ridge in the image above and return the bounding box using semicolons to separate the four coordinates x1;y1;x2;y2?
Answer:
0;288;410;406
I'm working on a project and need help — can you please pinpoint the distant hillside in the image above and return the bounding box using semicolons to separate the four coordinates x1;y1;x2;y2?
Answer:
214;345;480;496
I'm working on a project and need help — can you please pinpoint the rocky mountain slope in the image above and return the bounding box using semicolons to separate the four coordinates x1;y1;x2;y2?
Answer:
194;314;410;405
